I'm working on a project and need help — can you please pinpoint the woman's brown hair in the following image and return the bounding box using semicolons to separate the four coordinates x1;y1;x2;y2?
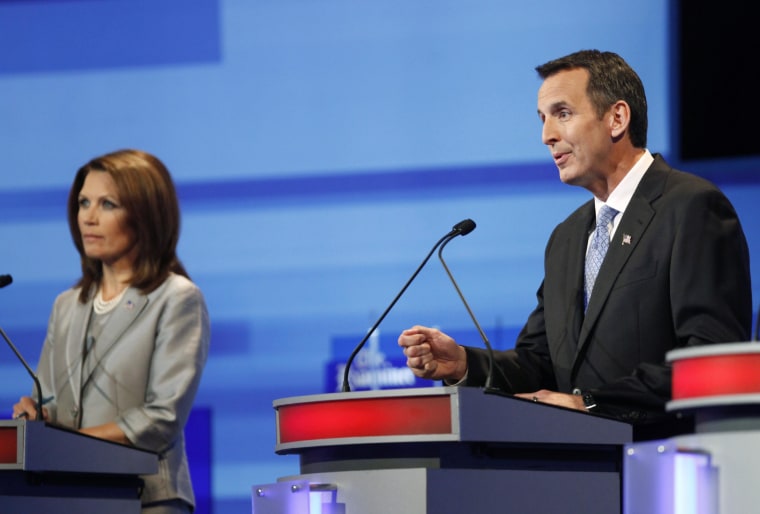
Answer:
67;149;188;302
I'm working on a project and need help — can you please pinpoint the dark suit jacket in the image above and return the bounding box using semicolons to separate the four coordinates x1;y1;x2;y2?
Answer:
465;155;752;433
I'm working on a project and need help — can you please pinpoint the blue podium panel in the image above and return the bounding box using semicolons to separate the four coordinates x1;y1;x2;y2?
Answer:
0;420;157;514
0;496;140;514
254;467;621;514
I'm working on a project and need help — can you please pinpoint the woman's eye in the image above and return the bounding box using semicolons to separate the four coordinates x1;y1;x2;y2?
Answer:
78;198;90;208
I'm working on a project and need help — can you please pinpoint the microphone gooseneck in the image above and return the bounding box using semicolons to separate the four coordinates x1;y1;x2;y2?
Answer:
0;274;44;421
0;327;44;422
341;219;475;392
437;226;514;394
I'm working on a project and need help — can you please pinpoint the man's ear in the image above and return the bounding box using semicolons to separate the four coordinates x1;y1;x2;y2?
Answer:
609;100;631;139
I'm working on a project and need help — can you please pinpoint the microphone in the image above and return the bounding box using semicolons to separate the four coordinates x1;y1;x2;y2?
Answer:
341;219;476;392
438;224;510;394
0;275;45;421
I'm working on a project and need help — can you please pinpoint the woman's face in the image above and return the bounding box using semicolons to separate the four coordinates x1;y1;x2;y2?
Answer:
77;171;138;268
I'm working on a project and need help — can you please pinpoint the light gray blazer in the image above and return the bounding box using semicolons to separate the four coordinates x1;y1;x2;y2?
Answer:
36;273;210;507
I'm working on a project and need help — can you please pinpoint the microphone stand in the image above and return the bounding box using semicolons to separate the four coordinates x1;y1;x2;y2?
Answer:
1;274;44;421
1;326;44;421
437;236;499;393
341;231;455;392
341;220;475;392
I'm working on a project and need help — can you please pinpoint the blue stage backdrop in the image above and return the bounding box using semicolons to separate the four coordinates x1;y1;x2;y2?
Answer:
1;2;758;513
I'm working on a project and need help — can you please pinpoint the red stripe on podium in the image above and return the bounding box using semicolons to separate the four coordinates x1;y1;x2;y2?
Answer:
0;426;18;464
672;353;760;400
278;395;452;444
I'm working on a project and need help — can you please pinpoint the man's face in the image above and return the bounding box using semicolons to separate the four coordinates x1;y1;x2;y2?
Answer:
537;68;614;188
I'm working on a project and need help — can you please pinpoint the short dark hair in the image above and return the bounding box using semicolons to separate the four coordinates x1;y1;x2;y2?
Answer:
67;149;189;302
536;49;648;148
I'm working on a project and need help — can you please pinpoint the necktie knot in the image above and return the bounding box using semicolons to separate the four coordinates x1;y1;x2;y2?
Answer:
584;205;619;309
597;205;618;231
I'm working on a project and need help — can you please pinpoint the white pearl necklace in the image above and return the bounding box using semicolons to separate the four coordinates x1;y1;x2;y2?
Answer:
93;287;128;315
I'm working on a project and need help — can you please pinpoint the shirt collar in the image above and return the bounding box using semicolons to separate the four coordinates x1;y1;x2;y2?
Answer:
593;149;653;215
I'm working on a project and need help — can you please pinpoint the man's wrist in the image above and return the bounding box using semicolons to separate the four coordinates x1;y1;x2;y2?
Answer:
443;368;468;386
453;345;468;380
572;388;597;411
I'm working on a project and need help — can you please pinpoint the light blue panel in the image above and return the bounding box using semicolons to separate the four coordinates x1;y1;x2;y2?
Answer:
0;0;669;189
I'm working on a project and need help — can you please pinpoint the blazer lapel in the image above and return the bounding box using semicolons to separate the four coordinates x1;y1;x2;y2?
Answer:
65;296;94;409
79;289;147;391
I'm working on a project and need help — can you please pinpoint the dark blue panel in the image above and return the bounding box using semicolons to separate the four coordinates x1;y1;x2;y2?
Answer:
207;321;250;356
0;326;46;368
331;325;529;358
176;162;560;212
0;188;69;222
1;159;759;224
0;0;221;74
0;318;249;358
327;326;524;392
0;162;557;223
186;406;213;514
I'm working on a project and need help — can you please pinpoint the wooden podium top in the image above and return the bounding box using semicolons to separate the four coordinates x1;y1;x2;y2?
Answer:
274;386;632;454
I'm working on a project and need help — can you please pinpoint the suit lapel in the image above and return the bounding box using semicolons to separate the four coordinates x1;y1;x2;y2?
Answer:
566;206;595;346
574;156;669;365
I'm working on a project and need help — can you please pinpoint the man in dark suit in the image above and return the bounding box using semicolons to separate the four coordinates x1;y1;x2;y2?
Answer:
398;49;752;438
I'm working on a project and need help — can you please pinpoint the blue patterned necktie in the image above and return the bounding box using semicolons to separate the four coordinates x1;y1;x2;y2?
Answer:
584;205;619;309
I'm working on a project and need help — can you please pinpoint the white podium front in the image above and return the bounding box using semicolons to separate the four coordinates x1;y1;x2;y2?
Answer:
624;342;760;514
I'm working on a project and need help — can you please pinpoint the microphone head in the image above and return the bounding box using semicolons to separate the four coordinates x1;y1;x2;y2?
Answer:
453;219;476;236
0;274;12;288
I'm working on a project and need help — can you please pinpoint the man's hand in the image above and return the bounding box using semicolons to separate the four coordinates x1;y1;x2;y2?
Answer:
514;389;586;410
398;325;468;381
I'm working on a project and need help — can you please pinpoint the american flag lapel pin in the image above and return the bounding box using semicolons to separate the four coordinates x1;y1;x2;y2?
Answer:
125;300;134;310
622;234;632;245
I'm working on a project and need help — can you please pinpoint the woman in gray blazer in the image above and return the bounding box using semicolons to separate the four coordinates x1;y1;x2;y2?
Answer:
13;149;210;514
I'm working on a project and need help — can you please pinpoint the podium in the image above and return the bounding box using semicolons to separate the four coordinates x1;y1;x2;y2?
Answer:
254;386;632;514
0;419;158;514
624;342;760;513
